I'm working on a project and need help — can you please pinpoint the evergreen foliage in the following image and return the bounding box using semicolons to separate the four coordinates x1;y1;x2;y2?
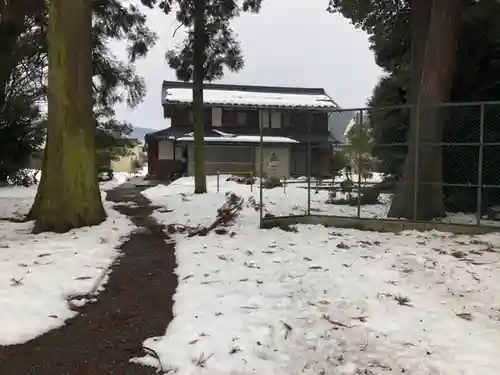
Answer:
330;0;500;213
141;0;264;193
0;0;156;184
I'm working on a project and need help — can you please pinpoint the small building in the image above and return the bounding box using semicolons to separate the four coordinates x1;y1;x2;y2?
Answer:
146;81;340;180
110;143;146;173
110;127;153;173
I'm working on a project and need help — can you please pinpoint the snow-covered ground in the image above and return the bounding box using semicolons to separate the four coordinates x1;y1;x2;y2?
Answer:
0;174;136;345
101;167;148;190
138;176;500;375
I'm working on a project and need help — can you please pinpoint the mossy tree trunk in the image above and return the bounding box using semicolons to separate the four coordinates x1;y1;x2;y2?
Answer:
388;0;462;220
28;0;105;233
192;0;207;194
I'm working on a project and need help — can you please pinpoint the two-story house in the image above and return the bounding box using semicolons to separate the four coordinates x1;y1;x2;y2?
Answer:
145;81;340;180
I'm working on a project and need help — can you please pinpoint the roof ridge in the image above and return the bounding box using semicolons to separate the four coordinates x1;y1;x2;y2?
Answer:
162;80;326;95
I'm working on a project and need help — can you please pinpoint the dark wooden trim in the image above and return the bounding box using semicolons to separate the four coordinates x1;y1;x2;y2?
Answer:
162;80;329;96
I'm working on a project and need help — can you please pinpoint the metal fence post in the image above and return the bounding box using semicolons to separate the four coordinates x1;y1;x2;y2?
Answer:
413;105;420;221
216;169;220;192
307;116;312;216
476;103;485;225
357;110;362;218
259;109;264;223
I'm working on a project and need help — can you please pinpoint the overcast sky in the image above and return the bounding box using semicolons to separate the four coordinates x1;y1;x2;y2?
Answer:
114;0;383;130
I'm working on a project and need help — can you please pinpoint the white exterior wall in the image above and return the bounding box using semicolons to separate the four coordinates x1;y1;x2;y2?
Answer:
254;146;290;178
110;144;146;173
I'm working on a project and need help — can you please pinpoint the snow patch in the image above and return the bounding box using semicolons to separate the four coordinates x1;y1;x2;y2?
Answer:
137;176;500;375
0;184;136;345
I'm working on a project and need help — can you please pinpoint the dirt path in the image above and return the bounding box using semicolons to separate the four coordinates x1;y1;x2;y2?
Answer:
0;181;177;374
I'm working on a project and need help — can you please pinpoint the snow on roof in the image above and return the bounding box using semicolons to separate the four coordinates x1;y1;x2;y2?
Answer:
164;88;337;109
176;133;298;144
182;129;232;137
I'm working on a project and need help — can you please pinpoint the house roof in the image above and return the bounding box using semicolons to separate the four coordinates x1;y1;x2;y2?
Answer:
161;81;339;111
176;131;299;145
144;125;185;141
292;134;340;145
146;126;336;146
144;127;255;142
146;127;298;144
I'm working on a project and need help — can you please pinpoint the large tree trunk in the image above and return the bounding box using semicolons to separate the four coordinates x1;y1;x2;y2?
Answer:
408;0;432;110
192;0;207;194
388;0;462;220
27;0;105;233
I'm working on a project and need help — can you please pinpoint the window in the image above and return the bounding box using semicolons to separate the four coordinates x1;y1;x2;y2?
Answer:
221;109;247;127
261;109;270;128
260;110;282;128
212;107;222;127
237;111;247;126
271;111;281;128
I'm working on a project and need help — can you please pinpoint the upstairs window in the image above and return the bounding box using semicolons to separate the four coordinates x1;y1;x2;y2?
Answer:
260;110;283;128
236;111;247;126
212;107;222;127
261;109;270;128
271;111;281;128
222;109;248;126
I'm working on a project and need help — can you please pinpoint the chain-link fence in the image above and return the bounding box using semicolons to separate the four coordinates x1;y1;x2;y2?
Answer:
259;102;500;228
